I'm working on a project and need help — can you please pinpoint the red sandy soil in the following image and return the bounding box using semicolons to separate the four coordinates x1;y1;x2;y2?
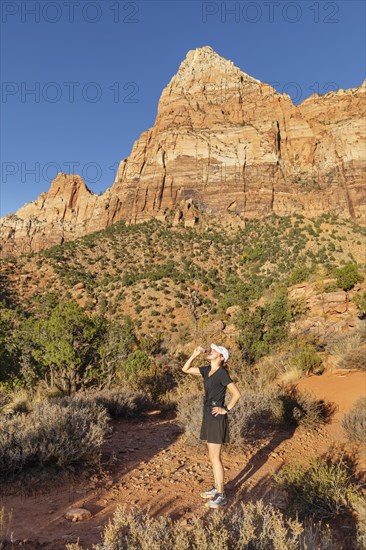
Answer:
1;369;365;549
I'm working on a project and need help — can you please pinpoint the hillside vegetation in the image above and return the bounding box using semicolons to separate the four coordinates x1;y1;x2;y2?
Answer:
2;212;366;327
0;212;365;549
1;212;365;392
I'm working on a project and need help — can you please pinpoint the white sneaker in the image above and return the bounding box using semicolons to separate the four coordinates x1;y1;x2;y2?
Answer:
206;492;227;508
200;486;218;500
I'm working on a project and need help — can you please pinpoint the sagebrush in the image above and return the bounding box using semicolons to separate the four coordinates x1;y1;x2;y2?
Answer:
176;385;333;449
273;456;365;519
65;500;334;550
0;399;108;478
342;397;366;444
61;388;152;419
326;324;366;370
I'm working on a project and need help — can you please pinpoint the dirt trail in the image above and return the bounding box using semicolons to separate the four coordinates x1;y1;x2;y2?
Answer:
1;370;365;549
296;368;366;467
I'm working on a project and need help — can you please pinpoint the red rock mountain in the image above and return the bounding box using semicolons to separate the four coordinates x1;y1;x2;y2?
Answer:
1;46;365;256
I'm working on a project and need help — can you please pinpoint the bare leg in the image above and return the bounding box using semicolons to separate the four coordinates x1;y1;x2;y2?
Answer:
207;442;224;493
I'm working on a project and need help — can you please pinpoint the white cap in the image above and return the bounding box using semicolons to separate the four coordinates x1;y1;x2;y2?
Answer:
210;343;229;363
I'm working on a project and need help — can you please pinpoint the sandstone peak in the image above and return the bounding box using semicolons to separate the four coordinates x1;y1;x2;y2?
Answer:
15;172;95;220
169;45;261;88
1;47;365;256
156;46;264;129
182;45;233;70
48;173;94;199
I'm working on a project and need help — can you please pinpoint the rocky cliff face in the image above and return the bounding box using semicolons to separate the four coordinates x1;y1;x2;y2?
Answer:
1;46;365;256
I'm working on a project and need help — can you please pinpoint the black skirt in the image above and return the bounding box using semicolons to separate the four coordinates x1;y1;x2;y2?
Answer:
200;415;230;444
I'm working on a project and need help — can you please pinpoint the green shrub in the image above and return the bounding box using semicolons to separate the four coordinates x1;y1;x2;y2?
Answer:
218;276;260;311
323;281;339;292
273;456;364;519
289;262;312;285
124;364;174;405
334;262;364;291
342;397;366;444
29;300;105;394
121;351;151;380
237;288;293;364
289;344;324;375
240;242;266;263
0;399;108;478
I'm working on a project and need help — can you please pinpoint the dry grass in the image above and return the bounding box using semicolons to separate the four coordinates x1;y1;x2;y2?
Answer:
0;506;13;543
327;324;366;371
64;500;334;550
352;494;366;549
255;352;291;387
254;344;324;388
342;397;366;444
176;385;333;449
337;345;366;371
278;366;304;385
1;388;31;414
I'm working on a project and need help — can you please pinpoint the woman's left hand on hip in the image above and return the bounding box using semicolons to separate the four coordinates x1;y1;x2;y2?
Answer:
212;407;227;416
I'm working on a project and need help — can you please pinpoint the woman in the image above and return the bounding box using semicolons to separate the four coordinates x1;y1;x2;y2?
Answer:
182;343;241;508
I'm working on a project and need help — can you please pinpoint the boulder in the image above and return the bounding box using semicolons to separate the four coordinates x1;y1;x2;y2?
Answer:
225;305;241;318
64;508;91;522
223;324;239;337
288;283;316;300
322;291;348;314
206;320;225;335
73;282;85;290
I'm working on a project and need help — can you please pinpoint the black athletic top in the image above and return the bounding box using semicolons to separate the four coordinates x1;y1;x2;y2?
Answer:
199;365;233;420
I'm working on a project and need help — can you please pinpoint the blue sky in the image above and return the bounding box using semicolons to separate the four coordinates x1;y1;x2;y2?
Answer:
1;0;365;216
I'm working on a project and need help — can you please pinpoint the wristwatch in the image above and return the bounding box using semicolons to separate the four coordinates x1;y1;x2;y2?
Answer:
223;404;230;413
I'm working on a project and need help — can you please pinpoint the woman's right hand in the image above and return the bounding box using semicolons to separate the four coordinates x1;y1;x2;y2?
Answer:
192;346;204;358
